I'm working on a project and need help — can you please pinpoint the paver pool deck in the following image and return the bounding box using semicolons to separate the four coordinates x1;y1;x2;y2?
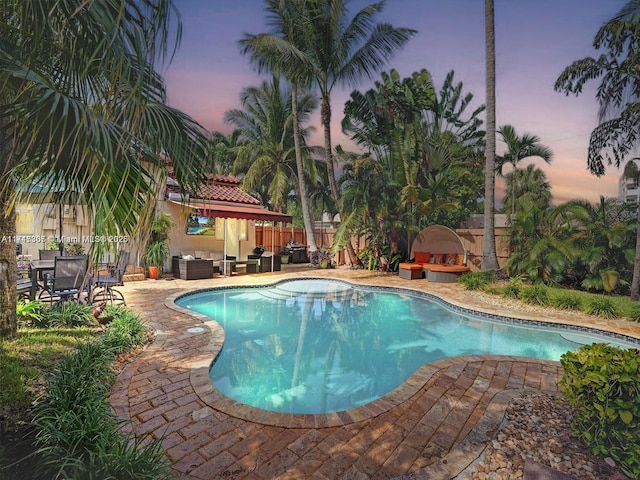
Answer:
110;267;640;479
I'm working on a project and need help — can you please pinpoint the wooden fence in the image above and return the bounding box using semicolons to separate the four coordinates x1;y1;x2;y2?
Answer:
256;225;510;270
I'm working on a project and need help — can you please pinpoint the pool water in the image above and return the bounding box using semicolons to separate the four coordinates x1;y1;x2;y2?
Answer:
176;279;638;415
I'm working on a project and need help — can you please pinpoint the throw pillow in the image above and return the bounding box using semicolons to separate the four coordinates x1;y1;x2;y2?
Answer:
415;251;429;263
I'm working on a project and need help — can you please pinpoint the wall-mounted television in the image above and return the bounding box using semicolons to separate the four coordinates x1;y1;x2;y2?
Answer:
186;214;216;235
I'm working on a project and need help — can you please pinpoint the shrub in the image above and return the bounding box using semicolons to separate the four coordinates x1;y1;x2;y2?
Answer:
16;300;48;328
582;296;620;319
550;291;583;312
457;271;494;290
519;283;549;306
28;311;170;479
629;303;640;322
501;278;522;299
47;302;95;327
559;344;640;479
101;306;148;353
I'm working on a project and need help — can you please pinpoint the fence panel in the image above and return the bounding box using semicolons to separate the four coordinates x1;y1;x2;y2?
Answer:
256;225;509;269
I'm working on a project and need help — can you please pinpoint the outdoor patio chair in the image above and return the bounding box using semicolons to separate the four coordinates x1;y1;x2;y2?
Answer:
37;249;59;285
16;278;31;301
39;255;90;305
91;250;129;305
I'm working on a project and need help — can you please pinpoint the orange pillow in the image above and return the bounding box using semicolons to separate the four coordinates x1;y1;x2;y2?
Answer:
455;254;465;266
431;254;443;264
414;251;430;263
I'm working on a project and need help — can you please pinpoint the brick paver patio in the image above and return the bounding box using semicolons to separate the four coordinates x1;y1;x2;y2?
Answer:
110;268;640;479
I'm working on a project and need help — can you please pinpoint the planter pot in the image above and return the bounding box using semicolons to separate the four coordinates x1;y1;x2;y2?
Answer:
280;255;289;264
147;266;160;279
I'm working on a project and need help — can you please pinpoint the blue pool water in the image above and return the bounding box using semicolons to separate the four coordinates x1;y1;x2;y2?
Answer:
175;279;638;415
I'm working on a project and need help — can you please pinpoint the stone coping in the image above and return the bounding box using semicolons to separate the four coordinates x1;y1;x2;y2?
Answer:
163;277;637;429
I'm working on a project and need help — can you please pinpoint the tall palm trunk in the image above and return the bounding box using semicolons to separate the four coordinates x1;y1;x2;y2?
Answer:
511;162;517;217
322;96;340;204
321;95;359;265
0;141;17;338
482;0;501;272
292;83;317;252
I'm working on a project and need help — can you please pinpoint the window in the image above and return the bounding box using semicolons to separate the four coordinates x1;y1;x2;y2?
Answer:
16;204;34;235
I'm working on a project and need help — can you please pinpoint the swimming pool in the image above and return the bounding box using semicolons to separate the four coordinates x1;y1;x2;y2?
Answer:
175;279;639;415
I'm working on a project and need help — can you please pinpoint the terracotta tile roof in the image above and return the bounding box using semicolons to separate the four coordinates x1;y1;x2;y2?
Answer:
205;174;241;186
168;174;261;206
195;182;261;205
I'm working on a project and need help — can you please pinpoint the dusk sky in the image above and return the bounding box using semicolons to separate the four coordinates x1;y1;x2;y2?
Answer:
162;0;629;205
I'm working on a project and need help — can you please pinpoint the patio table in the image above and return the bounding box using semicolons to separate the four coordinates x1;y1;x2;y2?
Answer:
29;259;54;300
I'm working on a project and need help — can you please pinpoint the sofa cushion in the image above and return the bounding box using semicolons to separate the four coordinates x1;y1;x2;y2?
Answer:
430;254;443;264
181;250;196;258
195;250;211;259
414;251;430;263
445;254;457;265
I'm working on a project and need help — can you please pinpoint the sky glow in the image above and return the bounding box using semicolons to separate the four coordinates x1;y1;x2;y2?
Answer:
163;0;629;205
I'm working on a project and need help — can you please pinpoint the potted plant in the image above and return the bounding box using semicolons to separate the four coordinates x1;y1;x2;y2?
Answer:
279;246;291;264
310;249;333;269
65;242;85;256
143;213;175;279
143;241;170;279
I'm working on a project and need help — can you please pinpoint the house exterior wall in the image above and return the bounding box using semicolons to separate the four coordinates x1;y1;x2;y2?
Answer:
159;200;258;269
16;202;97;258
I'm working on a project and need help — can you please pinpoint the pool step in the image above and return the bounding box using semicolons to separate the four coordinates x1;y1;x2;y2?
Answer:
258;289;297;301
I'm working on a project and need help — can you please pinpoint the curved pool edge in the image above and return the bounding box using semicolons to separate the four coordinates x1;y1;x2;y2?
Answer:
161;277;636;428
169;286;562;431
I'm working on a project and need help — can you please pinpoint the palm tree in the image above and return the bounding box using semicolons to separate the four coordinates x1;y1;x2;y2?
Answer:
482;0;501;272
504;200;579;285
502;163;552;216
496;125;553;217
205;131;241;175
225;76;318;214
239;0;319;252
302;1;416;203
0;0;207;339
555;0;640;299
335;154;403;271
342;68;484;248
302;1;416;264
622;159;640;298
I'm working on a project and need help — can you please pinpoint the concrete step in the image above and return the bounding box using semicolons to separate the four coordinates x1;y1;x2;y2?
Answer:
123;273;145;282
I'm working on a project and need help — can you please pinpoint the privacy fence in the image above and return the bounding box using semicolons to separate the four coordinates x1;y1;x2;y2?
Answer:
256;225;510;271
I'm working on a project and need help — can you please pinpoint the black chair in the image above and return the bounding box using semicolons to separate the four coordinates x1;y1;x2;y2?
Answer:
39;255;89;305
16;256;31;300
91;251;129;305
16;279;32;301
37;249;59;285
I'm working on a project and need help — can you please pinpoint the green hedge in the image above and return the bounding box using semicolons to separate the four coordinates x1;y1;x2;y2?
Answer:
27;308;172;480
559;343;640;479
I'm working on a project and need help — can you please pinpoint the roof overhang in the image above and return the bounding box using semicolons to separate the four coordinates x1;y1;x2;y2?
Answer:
168;200;292;223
